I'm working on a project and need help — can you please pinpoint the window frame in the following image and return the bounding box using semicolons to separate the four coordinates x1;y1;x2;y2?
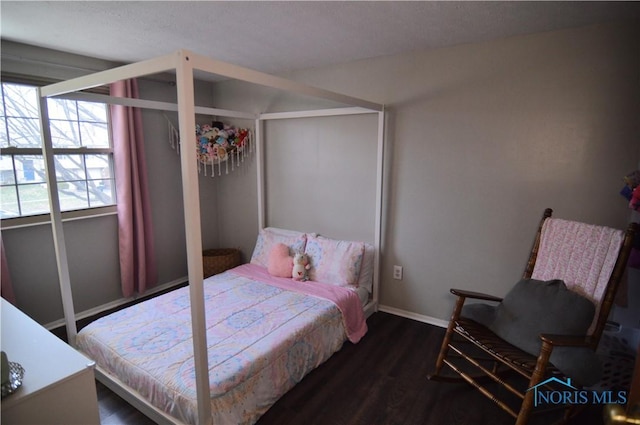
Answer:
0;80;117;228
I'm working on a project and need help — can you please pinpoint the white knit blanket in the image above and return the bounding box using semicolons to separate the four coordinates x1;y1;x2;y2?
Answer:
531;218;624;333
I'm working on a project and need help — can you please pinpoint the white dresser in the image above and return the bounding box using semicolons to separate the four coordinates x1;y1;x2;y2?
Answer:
1;299;100;424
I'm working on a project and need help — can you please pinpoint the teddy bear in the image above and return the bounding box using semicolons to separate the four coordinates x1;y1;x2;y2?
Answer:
292;252;311;281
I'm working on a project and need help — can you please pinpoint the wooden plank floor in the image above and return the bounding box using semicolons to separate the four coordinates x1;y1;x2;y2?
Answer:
96;312;606;425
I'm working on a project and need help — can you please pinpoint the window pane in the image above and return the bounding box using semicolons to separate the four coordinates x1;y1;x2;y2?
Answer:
6;117;41;147
78;101;107;122
88;179;115;207
17;183;49;216
47;98;78;120
79;121;109;148
2;84;39;118
0;124;8;148
84;154;110;179
86;154;114;208
0;155;15;185
54;154;86;181
58;180;88;211
0;186;19;218
50;119;81;147
15;155;46;184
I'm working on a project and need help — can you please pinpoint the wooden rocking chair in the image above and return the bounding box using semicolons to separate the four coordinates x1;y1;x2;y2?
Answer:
428;208;637;425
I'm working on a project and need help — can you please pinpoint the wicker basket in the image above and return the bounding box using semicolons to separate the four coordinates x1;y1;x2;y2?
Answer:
202;248;241;278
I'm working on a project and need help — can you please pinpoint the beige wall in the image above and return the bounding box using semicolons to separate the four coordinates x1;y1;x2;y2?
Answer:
2;22;638;327
214;22;640;323
297;22;640;322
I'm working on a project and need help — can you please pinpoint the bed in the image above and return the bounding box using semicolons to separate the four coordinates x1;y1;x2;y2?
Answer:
77;228;373;424
36;50;385;425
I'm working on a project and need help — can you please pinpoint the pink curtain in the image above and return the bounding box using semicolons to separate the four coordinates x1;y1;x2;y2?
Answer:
110;79;158;297
1;234;16;304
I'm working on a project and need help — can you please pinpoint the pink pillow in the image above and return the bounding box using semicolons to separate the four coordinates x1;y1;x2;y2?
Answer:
268;243;293;278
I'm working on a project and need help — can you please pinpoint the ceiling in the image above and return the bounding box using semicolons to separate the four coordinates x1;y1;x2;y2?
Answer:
2;1;640;76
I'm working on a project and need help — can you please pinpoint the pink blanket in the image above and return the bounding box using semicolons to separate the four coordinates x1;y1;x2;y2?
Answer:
231;264;368;343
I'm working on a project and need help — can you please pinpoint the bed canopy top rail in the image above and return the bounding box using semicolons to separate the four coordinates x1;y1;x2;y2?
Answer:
188;52;383;112
41;49;383;113
57;92;378;121
56;91;258;120
259;107;376;120
40;52;179;97
37;49;384;425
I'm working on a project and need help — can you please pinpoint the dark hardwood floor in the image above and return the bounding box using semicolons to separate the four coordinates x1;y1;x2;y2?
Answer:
96;312;606;425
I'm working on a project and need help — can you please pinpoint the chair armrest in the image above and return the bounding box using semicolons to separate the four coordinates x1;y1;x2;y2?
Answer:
450;288;503;303
539;333;594;347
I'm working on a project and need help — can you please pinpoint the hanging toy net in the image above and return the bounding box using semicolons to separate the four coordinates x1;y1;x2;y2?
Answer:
195;122;253;176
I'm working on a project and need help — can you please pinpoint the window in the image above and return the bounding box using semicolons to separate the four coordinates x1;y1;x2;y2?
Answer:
0;82;115;220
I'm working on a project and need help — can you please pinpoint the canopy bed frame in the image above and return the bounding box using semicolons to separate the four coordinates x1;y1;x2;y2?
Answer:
36;49;385;425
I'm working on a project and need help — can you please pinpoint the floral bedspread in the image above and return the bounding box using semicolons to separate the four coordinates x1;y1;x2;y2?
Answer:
76;265;359;424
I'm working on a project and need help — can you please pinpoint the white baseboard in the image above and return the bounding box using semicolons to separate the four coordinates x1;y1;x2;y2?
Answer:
45;276;188;330
377;304;448;328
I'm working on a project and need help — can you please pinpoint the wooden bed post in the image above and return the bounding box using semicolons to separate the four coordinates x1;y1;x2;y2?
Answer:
37;89;78;346
372;109;385;308
175;50;213;425
255;118;265;230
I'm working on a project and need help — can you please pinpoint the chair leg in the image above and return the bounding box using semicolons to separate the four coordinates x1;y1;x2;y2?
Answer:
428;296;466;379
515;340;554;425
563;404;575;423
516;388;536;425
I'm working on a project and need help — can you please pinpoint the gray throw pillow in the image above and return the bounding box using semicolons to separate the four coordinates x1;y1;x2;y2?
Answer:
461;279;602;386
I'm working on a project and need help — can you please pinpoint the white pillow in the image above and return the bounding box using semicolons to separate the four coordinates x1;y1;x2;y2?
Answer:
263;227;308;238
357;243;375;293
250;228;307;267
304;235;365;287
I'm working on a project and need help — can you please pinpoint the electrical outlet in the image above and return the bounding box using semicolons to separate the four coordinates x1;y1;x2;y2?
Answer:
393;265;403;280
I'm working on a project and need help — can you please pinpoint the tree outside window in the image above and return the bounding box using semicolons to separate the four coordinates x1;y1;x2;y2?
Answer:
0;82;116;219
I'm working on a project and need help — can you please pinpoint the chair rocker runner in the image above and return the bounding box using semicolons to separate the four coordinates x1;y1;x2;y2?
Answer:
428;208;638;425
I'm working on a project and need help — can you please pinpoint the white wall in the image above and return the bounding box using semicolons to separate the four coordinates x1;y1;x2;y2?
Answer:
214;22;640;323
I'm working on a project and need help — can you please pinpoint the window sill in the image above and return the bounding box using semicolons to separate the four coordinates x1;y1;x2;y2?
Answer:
1;205;117;230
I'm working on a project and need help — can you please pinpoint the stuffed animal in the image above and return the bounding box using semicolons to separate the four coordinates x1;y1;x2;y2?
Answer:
292;252;311;281
268;243;293;278
236;129;249;148
631;185;640;212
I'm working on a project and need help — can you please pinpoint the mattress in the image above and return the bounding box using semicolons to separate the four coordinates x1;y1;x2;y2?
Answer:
76;264;367;424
